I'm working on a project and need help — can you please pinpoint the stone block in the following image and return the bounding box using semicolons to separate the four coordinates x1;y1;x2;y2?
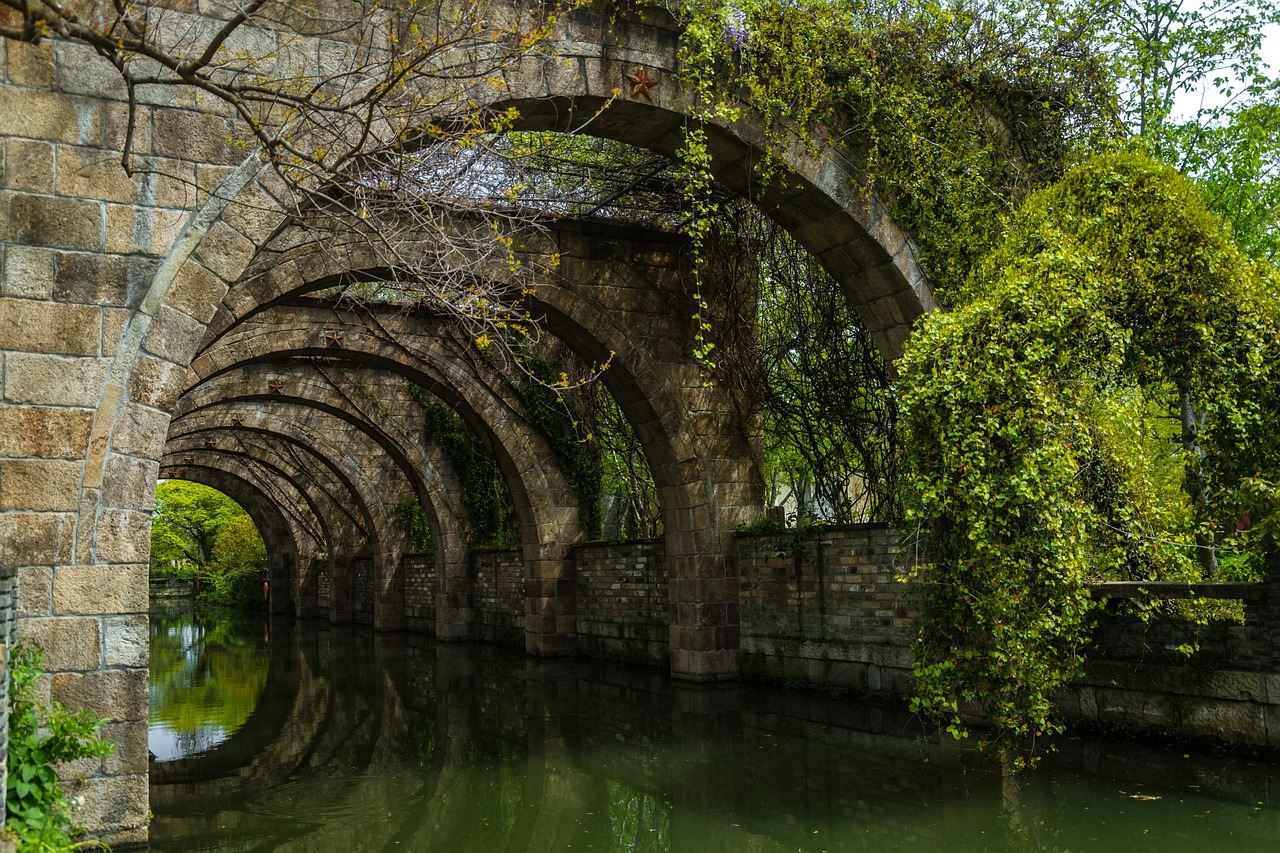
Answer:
54;251;158;308
0;192;102;251
19;617;101;671
4;138;54;192
99;720;148;775
69;773;148;836
163;261;226;324
104;615;147;667
94;509;152;564
104;100;153;156
0;404;94;457
53;564;147;615
3;352;108;407
109;401;170;458
0;512;63;566
0;458;82;511
51;668;148;720
219;187;287;243
152;108;243;165
18;565;52;617
126;353;185;409
105;203;188;257
1267;704;1280;747
53;41;128;100
142;304;206;365
55;145;142;204
0;297;100;355
5;39;54;88
1;243;55;298
100;454;159;512
1183;700;1267;745
194;220;258;283
0;87;103;146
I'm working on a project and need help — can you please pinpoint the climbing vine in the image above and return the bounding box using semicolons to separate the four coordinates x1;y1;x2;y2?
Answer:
422;401;519;547
511;356;607;539
669;0;1117;304
391;500;435;554
897;151;1277;760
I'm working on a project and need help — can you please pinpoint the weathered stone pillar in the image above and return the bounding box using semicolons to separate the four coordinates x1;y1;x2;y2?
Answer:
268;550;293;615
296;556;322;619
435;554;473;640
668;530;741;682
525;549;578;657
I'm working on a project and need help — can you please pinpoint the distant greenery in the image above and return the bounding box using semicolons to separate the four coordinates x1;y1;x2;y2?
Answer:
151;480;268;609
6;641;113;852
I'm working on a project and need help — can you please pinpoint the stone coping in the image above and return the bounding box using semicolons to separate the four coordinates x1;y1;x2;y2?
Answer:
1092;581;1265;601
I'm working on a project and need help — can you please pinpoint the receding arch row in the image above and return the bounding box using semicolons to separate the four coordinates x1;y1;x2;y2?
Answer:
157;461;302;617
169;373;475;632
192;232;761;674
167;402;421;628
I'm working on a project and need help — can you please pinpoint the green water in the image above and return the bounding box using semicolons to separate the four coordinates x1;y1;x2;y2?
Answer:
149;605;1280;851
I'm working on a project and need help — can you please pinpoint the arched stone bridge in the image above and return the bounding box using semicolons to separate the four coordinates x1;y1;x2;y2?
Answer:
0;0;937;842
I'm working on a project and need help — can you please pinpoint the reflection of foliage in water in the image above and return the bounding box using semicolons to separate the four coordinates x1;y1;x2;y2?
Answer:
607;780;670;852
396;719;436;767
149;610;268;736
464;739;525;845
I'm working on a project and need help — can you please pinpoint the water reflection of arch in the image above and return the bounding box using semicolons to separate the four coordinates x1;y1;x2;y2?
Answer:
148;623;446;823
149;619;308;789
151;626;1001;852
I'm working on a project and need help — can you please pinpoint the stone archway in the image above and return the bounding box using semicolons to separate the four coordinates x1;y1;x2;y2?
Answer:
0;1;941;840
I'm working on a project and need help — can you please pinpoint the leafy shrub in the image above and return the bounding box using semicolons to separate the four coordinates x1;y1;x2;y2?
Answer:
6;641;113;852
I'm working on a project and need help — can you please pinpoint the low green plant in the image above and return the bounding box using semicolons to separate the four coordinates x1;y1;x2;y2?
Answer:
6;640;114;852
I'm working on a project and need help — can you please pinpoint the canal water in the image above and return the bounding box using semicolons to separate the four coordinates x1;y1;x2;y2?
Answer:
149;604;1280;851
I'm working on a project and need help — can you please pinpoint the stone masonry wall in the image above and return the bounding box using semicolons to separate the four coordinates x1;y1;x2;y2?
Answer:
401;553;435;635
735;525;1280;747
573;538;668;665
736;524;916;696
351;557;374;626
471;547;524;645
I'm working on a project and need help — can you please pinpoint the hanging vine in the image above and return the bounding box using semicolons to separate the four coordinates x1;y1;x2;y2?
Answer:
421;401;519;547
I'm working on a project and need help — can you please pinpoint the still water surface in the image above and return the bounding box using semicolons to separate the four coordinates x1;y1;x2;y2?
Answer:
150;604;1280;851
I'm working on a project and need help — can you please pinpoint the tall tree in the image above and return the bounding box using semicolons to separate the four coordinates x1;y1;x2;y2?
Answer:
150;481;245;574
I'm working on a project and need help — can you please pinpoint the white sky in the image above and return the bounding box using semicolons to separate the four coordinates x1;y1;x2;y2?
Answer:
1168;21;1280;121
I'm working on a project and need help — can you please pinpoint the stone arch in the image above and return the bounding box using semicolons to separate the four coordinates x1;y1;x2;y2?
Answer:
204;225;762;678
1;4;948;838
166;407;404;627
162;451;332;619
467;4;936;358
188;304;588;653
155;463;301;615
173;365;471;635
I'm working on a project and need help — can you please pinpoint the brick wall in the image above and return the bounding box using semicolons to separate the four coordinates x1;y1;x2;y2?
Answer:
471;547;523;644
402;553;435;634
351;557;374;625
574;538;668;664
735;524;917;695
733;526;1280;745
